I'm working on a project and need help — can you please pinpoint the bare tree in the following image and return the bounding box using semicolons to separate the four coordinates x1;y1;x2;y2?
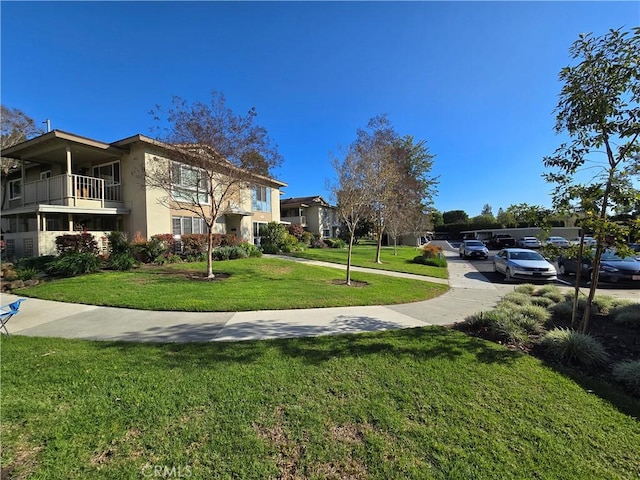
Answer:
330;148;371;286
1;106;44;208
145;91;283;278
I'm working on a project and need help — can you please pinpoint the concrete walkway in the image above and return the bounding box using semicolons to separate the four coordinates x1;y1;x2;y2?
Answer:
1;251;515;343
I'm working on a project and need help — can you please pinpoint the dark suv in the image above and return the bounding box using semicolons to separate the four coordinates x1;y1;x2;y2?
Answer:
489;234;516;249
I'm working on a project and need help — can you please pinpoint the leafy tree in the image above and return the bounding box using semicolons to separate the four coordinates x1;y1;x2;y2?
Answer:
1;106;44;208
543;27;640;332
481;203;494;217
145;91;283;278
430;210;444;228
442;210;469;225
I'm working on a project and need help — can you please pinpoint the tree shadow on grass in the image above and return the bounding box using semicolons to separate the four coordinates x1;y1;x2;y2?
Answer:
92;323;522;370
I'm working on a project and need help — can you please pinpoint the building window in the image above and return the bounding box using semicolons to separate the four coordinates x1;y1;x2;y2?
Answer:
5;239;15;259
323;229;331;238
93;161;120;184
40;170;51;180
172;216;206;235
171;162;210;204
23;238;34;257
9;179;21;200
252;185;271;212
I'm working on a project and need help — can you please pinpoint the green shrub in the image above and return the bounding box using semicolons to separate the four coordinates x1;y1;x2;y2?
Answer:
540;328;609;367
107;231;131;255
260;222;288;254
612;303;640;328
134;237;170;264
106;252;137;271
281;233;301;253
502;292;533;306
513;284;536;295
413;255;447;268
239;242;262;258
185;252;207;263
213;246;248;261
330;238;346;249
16;267;38;281
612;361;640;396
15;255;56;273
45;253;102;277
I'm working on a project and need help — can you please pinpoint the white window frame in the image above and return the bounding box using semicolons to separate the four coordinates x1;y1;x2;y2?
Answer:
40;170;52;180
171;162;210;205
172;216;206;235
9;179;21;200
93;161;120;185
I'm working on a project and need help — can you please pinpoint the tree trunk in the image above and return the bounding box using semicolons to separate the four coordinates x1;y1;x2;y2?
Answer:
375;228;383;264
207;230;215;279
346;231;355;286
571;231;586;328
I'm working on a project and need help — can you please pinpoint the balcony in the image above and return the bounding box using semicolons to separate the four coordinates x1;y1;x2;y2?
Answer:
21;174;122;208
281;215;307;226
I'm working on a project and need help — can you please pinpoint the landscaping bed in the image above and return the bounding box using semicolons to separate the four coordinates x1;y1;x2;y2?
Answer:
454;284;640;398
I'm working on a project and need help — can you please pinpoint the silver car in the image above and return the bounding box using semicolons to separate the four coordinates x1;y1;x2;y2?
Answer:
516;236;542;249
545;236;570;248
493;248;557;282
459;240;489;259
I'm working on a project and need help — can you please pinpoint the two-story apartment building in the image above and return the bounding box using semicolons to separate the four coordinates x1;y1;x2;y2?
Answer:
280;196;340;238
1;130;286;259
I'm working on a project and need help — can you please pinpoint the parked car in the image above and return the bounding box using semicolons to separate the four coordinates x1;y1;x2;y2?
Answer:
569;236;597;247
516;236;542;249
459;240;489;259
544;236;570;248
488;234;516;249
493;248;557;282
628;243;640;261
558;249;640;284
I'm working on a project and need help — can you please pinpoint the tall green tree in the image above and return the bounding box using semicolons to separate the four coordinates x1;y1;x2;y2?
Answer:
543;27;640;332
442;210;469;225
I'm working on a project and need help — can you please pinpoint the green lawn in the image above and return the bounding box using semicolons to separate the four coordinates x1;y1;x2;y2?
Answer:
14;257;447;311
2;329;639;479
289;244;448;279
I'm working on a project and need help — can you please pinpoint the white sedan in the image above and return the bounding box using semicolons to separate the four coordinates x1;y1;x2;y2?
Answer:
493;248;558;282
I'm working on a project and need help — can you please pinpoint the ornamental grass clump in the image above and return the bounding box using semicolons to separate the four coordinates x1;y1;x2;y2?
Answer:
513;284;536;295
536;285;564;303
591;295;616;315
550;299;594;321
612;303;640;329
541;328;609;367
612;360;640;396
529;296;555;308
501;292;533;306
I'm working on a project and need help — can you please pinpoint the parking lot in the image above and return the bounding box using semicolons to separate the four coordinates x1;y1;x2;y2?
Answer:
442;241;639;298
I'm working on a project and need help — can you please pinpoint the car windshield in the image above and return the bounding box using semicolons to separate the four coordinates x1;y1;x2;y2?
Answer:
466;241;484;246
509;251;544;261
601;250;636;262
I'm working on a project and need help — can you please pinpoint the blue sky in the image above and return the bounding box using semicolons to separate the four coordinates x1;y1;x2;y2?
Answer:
2;1;638;216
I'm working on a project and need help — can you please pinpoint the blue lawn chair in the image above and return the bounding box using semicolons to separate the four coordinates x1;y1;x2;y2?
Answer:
0;298;26;336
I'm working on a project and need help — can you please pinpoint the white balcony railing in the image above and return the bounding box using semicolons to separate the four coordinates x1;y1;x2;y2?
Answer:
22;174;122;207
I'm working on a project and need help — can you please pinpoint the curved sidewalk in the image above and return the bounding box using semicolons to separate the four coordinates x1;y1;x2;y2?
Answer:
1;252;513;343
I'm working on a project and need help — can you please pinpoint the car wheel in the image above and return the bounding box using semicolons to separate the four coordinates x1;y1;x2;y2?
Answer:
459;251;463;258
505;268;513;282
